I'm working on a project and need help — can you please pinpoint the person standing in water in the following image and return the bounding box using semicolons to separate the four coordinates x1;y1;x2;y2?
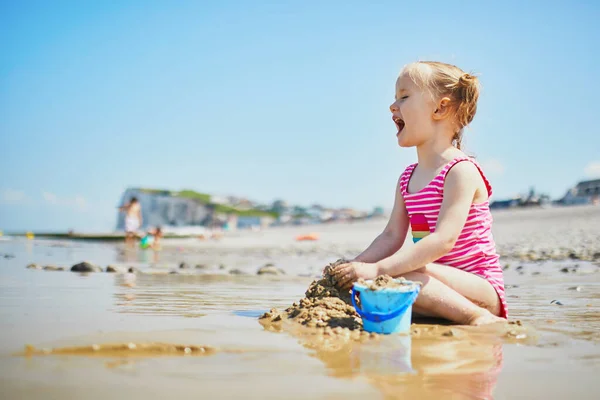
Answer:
119;197;142;245
331;61;507;326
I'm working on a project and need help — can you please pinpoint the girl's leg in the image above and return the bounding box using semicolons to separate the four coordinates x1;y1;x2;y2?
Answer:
399;264;503;326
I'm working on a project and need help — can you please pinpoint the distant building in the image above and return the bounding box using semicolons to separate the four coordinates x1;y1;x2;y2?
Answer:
115;188;277;232
116;188;211;231
558;179;600;205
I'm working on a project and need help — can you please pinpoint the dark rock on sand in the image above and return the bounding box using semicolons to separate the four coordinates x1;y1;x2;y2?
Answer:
219;264;226;270
551;300;564;305
43;265;64;271
71;262;102;273
3;253;15;259
179;262;190;269
26;263;41;270
257;264;286;275
560;265;579;273
195;264;208;269
229;269;247;275
127;267;139;274
106;265;125;273
568;286;583;292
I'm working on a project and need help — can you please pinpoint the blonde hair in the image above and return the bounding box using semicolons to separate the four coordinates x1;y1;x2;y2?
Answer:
401;61;480;150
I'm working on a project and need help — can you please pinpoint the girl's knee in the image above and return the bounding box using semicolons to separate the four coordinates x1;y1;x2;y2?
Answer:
400;271;430;285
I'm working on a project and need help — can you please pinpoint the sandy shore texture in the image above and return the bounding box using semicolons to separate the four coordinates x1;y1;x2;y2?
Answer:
0;205;598;399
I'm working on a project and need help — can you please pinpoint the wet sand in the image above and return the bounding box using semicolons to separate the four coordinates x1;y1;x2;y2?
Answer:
0;205;599;399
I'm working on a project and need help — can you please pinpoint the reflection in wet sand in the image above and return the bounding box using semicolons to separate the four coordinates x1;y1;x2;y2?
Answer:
259;318;532;399
297;327;507;399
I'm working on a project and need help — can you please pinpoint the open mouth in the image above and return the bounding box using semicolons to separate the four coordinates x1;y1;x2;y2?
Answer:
393;116;405;135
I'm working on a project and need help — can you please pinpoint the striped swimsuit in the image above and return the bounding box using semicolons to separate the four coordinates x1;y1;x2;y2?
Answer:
400;156;508;318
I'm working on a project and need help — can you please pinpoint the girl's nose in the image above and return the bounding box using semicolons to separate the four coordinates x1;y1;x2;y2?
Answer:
390;102;399;112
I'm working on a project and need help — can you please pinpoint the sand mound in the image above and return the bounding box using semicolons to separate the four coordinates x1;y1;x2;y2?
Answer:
259;259;365;333
356;275;420;290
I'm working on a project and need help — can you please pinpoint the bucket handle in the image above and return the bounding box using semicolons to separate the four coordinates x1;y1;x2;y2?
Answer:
351;286;420;323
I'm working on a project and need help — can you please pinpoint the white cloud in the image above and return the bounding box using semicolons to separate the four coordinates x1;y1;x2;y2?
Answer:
0;189;28;204
42;191;58;204
74;195;88;211
480;159;505;176
584;161;600;178
41;191;89;212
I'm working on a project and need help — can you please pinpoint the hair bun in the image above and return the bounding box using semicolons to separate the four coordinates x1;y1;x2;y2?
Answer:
459;73;475;86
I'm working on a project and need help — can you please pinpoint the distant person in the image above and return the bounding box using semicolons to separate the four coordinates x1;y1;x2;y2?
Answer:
119;197;142;244
329;61;507;326
140;226;163;250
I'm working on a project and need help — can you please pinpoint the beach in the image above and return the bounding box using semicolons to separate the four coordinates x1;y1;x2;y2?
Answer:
0;205;599;399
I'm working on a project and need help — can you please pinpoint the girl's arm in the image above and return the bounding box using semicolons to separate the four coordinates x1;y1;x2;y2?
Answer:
353;177;409;263
375;162;480;276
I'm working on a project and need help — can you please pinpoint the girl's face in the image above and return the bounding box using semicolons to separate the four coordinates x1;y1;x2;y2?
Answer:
389;73;437;148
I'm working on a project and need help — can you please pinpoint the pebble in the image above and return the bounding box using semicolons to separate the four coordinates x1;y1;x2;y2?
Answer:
179;262;190;269
26;263;41;270
568;286;582;292
43;265;64;271
550;300;564;305
229;269;246;275
257;264;286;275
71;262;102;273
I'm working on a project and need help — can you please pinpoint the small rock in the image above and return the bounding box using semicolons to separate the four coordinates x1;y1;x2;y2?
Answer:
26;263;41;270
127;267;138;274
560;267;570;273
532;271;541;276
257;265;286;275
567;286;582;292
169;270;178;274
179;262;190;269
516;265;524;271
71;262;102;273
229;269;246;275
550;300;564;306
106;265;124;273
43;265;64;271
442;330;455;337
195;264;208;269
4;253;15;259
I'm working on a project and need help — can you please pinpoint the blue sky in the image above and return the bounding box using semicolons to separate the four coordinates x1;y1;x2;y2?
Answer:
1;0;599;232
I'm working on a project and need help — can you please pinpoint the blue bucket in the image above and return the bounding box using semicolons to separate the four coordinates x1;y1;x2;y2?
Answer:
351;279;420;334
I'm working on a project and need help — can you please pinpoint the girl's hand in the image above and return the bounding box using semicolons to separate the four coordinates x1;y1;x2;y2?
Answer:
331;261;379;290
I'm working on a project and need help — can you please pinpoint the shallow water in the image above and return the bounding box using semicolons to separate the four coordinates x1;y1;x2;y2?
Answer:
0;236;599;399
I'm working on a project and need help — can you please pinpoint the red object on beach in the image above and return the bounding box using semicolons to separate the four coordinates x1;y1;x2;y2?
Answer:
296;233;320;241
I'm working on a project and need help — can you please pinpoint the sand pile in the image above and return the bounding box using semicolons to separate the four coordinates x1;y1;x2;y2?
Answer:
356;275;420;290
259;259;365;333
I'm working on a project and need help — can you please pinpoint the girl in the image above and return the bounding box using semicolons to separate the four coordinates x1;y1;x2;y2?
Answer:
331;61;507;326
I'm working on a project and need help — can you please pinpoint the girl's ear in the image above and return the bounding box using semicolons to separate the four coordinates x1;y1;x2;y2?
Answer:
432;97;453;120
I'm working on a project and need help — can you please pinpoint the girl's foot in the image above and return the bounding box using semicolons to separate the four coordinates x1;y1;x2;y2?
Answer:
468;311;505;326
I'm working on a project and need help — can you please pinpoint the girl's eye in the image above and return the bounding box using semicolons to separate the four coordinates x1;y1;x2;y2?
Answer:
401;96;409;100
